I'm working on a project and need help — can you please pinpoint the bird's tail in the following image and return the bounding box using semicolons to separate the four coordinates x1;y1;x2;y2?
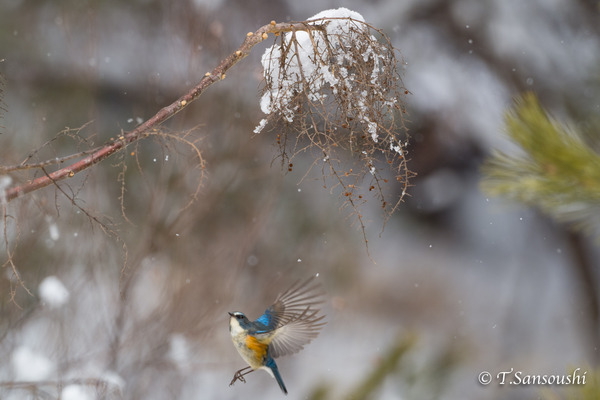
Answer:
266;358;288;395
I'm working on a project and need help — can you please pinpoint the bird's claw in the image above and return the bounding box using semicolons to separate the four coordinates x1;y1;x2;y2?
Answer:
229;371;247;386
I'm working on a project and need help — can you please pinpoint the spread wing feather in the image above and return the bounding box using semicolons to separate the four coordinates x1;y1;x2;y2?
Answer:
253;276;326;358
269;307;326;358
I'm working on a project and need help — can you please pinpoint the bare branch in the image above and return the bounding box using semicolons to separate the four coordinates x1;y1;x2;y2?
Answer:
0;21;324;203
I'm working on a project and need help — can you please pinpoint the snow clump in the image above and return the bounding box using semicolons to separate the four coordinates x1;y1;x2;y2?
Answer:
255;7;387;142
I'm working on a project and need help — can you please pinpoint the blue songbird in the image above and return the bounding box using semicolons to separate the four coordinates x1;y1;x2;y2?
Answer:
228;276;326;395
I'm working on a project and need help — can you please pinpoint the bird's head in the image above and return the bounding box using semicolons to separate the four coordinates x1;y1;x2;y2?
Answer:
228;311;251;334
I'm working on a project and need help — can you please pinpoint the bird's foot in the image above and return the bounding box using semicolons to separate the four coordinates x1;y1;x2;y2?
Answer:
229;367;252;386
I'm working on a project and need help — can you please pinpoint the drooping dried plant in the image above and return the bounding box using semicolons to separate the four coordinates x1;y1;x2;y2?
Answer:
254;10;412;235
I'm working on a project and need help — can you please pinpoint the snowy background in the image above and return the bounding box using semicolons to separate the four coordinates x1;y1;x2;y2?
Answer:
1;0;599;399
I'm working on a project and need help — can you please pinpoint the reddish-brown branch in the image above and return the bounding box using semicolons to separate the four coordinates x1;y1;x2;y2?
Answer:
2;21;321;203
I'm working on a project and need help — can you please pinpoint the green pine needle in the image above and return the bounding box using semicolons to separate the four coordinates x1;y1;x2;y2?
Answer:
481;92;600;235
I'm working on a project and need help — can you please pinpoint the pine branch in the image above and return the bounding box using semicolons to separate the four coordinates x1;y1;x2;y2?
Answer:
481;92;600;235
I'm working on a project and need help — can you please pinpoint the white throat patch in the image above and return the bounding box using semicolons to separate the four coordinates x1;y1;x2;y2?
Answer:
229;316;245;338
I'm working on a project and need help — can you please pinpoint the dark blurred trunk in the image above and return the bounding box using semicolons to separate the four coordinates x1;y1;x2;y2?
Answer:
568;231;600;364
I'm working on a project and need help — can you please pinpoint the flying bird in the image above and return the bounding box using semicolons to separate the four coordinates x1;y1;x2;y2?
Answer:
228;276;326;394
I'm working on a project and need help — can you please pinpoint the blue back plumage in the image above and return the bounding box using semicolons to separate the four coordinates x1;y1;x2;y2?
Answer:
255;308;277;332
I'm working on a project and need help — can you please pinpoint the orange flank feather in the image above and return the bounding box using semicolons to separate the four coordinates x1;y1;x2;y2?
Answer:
245;335;268;362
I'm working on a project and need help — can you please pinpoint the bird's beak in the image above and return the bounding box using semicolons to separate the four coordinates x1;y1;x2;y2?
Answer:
228;312;234;317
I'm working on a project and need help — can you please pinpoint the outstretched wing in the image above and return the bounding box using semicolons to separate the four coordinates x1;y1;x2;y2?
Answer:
254;276;326;358
268;305;326;358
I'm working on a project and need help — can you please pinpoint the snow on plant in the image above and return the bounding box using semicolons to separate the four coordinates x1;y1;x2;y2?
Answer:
255;8;412;227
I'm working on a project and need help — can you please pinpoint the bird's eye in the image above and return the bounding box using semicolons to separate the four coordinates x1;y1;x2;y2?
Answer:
236;315;243;320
